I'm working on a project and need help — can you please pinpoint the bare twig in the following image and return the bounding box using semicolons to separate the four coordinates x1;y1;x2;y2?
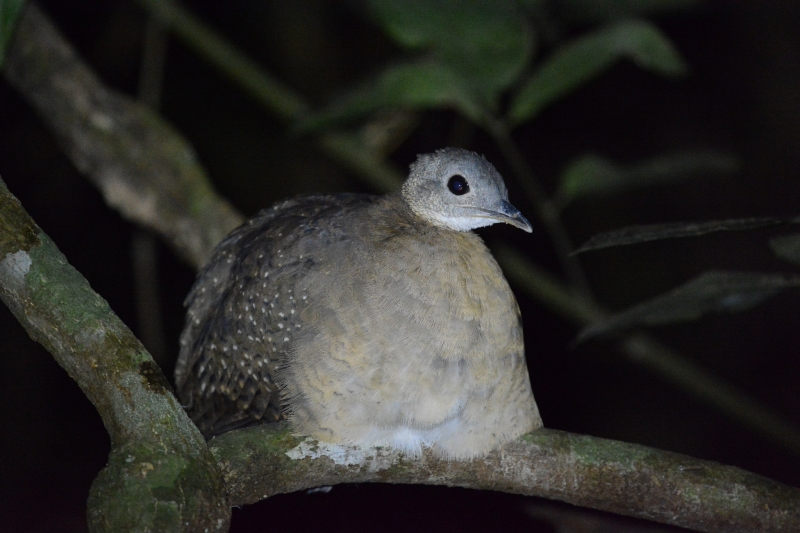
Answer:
130;15;169;365
486;118;594;297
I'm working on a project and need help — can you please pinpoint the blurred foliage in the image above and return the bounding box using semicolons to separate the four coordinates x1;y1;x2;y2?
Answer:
574;217;791;253
301;0;533;129
771;233;800;266
371;0;533;101
302;1;689;131
509;19;686;123
557;150;739;205
300;0;800;342
0;0;26;67
544;0;700;24
578;271;800;342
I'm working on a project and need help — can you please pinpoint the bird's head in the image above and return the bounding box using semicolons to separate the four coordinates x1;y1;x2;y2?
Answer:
401;148;532;233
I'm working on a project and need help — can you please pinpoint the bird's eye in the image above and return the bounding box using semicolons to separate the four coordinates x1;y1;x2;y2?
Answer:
447;175;469;195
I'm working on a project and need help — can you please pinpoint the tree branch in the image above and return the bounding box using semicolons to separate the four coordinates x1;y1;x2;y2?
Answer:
0;176;230;531
210;423;800;533
2;2;243;269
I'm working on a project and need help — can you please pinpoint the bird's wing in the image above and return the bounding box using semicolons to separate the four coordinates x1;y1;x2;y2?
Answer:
175;193;377;438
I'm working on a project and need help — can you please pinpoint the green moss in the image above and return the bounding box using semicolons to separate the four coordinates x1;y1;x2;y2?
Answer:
519;428;574;453
139;360;173;395
569;433;652;469
89;442;228;532
520;429;656;472
26;235;114;328
0;180;40;254
210;423;302;471
23;237;155;368
150;501;181;531
374;457;415;479
248;423;301;453
149;455;184;490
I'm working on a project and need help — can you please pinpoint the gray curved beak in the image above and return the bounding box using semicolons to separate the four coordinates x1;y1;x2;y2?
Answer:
494;200;533;233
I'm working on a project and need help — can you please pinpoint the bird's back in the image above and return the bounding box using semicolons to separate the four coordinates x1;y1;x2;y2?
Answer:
176;193;379;437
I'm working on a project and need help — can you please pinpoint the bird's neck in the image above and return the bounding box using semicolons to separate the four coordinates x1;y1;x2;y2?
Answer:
375;193;457;236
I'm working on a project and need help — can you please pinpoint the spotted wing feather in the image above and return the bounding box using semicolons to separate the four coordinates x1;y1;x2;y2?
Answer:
176;193;377;438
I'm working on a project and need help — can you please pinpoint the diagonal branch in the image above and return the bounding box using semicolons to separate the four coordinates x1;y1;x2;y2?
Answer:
0;176;230;531
2;2;243;269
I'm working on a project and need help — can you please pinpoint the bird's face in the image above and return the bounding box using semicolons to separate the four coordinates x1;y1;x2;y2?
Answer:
402;148;532;233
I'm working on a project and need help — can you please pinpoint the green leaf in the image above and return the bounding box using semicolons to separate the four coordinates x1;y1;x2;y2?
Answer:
509;19;687;124
577;271;800;342
0;0;26;68
555;0;700;24
296;60;485;133
369;0;534;101
558;151;739;203
574;217;797;254
770;233;800;266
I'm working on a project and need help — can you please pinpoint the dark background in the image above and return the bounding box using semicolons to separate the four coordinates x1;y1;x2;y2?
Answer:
1;1;799;531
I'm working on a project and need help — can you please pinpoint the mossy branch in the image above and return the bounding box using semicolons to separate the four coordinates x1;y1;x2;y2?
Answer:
0;177;230;531
211;422;800;533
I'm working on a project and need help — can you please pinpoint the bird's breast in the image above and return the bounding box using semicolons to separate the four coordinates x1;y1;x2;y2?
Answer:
282;225;524;432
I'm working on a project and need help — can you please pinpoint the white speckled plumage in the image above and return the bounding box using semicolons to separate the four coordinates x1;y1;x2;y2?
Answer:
176;148;542;459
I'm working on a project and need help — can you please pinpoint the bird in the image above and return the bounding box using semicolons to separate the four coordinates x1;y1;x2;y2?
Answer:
175;147;542;460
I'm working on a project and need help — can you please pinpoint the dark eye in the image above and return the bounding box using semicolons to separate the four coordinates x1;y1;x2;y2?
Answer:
447;175;469;195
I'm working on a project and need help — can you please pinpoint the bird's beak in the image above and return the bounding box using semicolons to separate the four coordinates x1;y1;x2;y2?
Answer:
491;200;533;233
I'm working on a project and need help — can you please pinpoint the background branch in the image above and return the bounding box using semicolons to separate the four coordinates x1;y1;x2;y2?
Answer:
129;14;169;365
2;2;242;269
135;0;407;194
